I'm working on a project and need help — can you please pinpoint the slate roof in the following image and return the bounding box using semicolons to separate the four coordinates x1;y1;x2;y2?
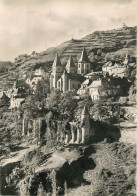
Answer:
66;55;75;68
78;47;90;63
52;54;62;67
67;73;86;81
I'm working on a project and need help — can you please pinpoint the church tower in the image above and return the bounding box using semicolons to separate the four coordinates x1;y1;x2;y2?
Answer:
65;55;76;73
81;105;90;144
50;54;64;90
77;47;90;75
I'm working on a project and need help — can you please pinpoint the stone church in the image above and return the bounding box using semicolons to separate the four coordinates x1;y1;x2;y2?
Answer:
50;47;91;92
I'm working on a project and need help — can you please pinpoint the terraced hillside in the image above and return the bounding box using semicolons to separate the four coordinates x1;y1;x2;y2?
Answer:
13;25;136;75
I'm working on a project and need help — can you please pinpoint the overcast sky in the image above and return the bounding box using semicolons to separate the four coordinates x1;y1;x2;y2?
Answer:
0;0;136;61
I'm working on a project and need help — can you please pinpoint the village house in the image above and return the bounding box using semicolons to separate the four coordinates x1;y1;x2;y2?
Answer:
102;55;129;78
10;98;25;109
87;79;102;101
26;76;42;89
50;47;91;92
78;76;123;101
34;67;44;76
85;71;102;80
3;82;18;98
77;78;92;95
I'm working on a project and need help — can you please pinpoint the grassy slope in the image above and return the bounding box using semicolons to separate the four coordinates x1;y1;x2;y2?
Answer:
68;142;136;196
1;141;135;195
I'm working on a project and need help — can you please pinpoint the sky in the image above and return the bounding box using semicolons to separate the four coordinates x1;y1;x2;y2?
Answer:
0;0;136;61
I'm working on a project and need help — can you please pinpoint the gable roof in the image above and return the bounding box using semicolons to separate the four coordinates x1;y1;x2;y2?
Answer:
88;80;102;88
66;55;75;68
78;47;90;63
82;79;91;85
52;54;62;67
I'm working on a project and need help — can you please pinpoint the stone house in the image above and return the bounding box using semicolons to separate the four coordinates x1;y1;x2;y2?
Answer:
77;78;92;95
88;79;102;101
85;71;102;80
34;67;50;80
102;55;129;78
79;77;122;101
34;68;44;76
26;76;42;89
10;98;25;109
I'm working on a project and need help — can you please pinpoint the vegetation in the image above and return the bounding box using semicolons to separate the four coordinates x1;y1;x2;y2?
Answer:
0;25;136;196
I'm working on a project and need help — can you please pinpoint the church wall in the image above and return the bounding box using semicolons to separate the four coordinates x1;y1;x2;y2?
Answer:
69;79;81;90
50;75;53;90
77;62;91;74
62;74;68;92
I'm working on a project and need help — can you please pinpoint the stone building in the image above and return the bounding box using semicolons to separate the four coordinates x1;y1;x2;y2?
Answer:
10;98;25;109
77;47;91;74
50;47;91;92
21;105;94;145
102;55;129;78
64;105;95;144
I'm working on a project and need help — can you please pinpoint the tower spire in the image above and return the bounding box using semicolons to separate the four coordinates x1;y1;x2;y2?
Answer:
52;54;62;68
66;55;76;73
79;47;89;63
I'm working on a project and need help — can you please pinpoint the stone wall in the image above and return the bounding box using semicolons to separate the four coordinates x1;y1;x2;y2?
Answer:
119;128;136;144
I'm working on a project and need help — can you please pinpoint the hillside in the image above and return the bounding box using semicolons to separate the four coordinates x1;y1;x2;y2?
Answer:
12;25;136;75
0;25;136;196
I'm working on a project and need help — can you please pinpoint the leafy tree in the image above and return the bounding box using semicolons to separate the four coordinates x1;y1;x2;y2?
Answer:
35;79;50;102
16;80;31;90
58;90;78;121
22;96;40;118
46;89;61;111
0;93;10;106
125;66;136;82
90;100;120;123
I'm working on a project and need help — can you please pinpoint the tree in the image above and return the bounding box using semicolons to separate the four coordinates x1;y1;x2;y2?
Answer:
0;93;10;106
35;79;50;102
58;90;78;121
46;89;61;111
22;96;39;118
